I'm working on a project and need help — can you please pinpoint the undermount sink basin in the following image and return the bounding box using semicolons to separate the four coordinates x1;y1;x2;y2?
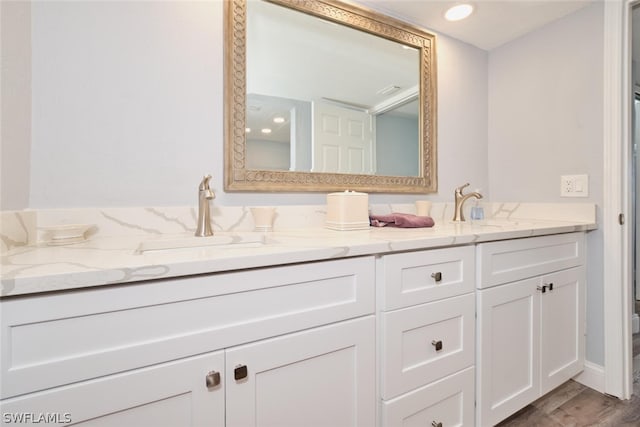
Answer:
136;233;266;254
479;219;535;227
445;219;535;227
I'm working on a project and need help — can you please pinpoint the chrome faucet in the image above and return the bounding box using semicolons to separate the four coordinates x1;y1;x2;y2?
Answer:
453;183;483;222
195;175;215;237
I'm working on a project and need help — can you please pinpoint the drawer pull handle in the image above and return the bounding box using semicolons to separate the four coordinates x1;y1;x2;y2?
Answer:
547;282;554;291
431;340;443;351
234;364;248;381
205;371;221;388
432;421;443;427
431;272;442;282
537;285;547;293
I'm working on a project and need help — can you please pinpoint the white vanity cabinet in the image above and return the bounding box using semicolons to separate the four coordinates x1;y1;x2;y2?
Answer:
377;245;476;427
475;232;586;427
0;257;376;427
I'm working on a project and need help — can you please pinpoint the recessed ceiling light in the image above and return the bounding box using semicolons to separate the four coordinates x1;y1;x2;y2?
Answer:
261;128;272;134
445;4;474;21
273;117;285;124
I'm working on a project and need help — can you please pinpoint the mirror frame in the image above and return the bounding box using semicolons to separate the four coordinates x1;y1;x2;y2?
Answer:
224;0;437;193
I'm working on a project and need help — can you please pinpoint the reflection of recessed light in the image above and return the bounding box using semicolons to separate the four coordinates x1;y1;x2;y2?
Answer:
445;4;473;21
261;128;272;134
245;127;251;133
273;117;285;124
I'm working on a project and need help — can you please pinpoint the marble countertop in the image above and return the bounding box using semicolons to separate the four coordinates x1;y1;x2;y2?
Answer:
1;218;596;297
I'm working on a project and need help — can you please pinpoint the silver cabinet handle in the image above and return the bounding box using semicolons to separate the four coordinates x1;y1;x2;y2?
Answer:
431;272;442;282
432;421;443;427
205;370;221;388
537;285;547;293
431;340;443;351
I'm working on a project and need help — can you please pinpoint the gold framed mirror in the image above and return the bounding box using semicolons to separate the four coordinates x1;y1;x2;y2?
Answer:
224;0;437;193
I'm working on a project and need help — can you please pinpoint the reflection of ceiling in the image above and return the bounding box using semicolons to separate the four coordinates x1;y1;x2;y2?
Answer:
246;96;292;144
247;0;419;114
355;0;597;51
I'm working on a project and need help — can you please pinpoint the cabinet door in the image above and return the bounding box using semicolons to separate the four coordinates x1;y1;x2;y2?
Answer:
476;278;540;427
0;351;224;427
540;267;585;395
225;316;375;427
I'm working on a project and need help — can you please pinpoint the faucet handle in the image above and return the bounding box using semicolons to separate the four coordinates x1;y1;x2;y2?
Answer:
199;174;212;190
455;183;470;193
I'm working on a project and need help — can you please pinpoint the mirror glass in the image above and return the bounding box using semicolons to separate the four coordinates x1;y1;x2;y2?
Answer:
225;0;437;193
246;0;419;176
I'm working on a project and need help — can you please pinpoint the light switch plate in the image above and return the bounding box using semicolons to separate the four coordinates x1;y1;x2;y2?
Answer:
560;174;589;197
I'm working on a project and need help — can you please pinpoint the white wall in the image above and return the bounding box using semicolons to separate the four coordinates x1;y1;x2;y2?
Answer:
0;0;489;209
29;1;220;208
488;2;604;365
633;6;640;89
0;1;31;210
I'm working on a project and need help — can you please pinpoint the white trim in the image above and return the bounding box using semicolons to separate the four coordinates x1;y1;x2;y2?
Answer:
603;0;634;400
573;361;605;394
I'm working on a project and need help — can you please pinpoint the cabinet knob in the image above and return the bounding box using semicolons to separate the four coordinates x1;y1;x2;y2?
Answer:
205;370;221;388
547;282;554;291
536;285;547;293
431;340;443;351
234;364;248;381
431;421;443;427
431;272;442;282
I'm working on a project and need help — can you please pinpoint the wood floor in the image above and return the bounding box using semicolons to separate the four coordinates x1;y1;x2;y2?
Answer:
496;375;640;426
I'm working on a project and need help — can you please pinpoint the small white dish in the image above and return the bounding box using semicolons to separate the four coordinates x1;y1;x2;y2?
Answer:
41;224;94;245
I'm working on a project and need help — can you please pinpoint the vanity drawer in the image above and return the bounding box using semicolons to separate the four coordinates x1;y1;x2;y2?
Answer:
381;366;474;427
380;293;475;400
0;256;375;399
476;232;585;289
378;245;474;311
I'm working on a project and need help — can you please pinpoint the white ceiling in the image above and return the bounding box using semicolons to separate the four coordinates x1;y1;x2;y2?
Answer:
355;0;598;51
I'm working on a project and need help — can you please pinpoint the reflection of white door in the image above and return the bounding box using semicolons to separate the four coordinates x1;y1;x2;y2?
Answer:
312;102;373;174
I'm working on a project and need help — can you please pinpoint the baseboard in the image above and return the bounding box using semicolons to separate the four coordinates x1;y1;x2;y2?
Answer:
573;361;605;393
633;312;639;334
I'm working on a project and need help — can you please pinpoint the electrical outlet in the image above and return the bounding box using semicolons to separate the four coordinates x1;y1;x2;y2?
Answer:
560;174;589;197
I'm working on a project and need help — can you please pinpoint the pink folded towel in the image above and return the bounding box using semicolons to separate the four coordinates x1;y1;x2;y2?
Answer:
369;213;435;228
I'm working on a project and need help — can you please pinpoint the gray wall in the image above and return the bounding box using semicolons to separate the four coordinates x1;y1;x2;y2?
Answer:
487;2;604;365
375;114;419;177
